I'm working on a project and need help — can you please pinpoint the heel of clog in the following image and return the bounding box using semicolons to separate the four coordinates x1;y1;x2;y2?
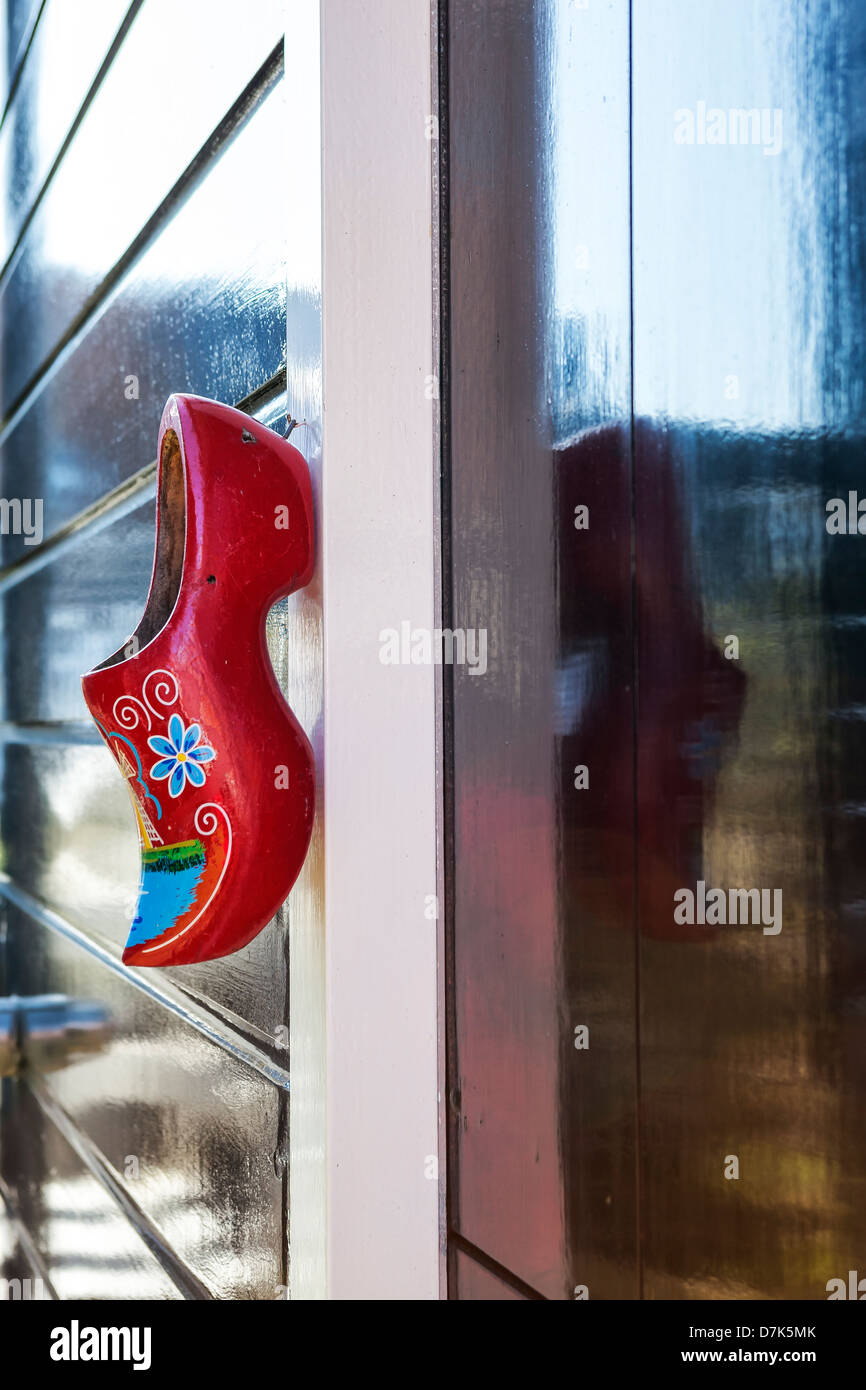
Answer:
165;395;316;609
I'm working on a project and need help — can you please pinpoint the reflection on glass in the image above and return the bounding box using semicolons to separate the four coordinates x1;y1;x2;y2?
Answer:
542;0;866;1298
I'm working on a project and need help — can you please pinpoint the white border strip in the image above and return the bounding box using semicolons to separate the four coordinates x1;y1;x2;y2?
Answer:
321;0;442;1299
286;0;326;1302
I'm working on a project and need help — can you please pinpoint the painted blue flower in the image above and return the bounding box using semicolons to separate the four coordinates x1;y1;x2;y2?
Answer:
148;714;215;798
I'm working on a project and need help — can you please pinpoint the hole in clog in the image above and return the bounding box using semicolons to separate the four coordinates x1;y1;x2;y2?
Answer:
92;429;185;669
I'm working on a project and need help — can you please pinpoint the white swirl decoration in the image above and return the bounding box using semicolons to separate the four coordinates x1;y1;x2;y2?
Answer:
142;669;180;718
194;803;231;848
112;695;152;731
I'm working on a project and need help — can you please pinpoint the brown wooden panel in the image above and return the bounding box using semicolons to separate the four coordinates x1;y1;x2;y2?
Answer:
447;0;638;1300
452;1249;529;1301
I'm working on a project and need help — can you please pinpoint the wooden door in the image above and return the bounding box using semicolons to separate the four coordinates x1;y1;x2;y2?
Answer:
446;0;866;1300
0;0;323;1301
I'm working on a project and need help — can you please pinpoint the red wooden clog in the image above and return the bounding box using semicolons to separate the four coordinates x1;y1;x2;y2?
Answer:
81;395;315;966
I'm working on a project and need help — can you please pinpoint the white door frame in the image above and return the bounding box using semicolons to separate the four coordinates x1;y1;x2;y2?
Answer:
318;0;444;1300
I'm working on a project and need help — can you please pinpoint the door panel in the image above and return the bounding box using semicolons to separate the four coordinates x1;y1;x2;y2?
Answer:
447;0;638;1301
447;0;866;1300
452;1250;530;1301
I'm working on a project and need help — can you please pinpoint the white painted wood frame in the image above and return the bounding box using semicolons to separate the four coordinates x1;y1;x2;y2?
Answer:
319;0;444;1299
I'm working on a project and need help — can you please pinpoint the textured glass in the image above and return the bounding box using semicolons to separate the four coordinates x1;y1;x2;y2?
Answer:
0;0;322;1301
